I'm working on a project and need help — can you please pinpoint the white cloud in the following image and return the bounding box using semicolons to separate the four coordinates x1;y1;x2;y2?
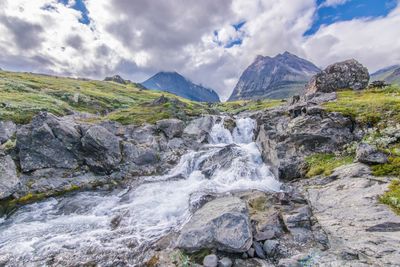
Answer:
319;0;349;8
0;0;399;101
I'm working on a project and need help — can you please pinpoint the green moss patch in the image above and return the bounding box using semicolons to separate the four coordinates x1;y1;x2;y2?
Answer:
305;153;354;178
324;86;400;126
380;179;400;215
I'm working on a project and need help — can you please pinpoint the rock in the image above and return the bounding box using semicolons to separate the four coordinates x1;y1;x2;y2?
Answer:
0;121;16;144
203;254;218;267
263;240;279;257
277;258;302;267
218;257;233;267
283;206;312;230
177;197;252;253
356;143;388;164
233;258;272;267
184;116;214;137
247;248;255;258
306;59;369;94
81;125;121;173
122;142;159;166
252;241;266;259
0;155;19;199
156;119;184;139
17;113;80;172
256;108;354;180
223;117;236;133
104;74;128;84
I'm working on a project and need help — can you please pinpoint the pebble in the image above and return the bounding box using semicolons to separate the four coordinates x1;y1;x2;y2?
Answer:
203;254;218;267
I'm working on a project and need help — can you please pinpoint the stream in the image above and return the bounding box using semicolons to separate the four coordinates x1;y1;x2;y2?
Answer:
0;117;281;266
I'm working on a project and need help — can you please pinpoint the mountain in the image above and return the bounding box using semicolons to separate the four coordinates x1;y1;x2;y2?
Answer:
142;72;220;103
370;65;400;85
228;51;321;101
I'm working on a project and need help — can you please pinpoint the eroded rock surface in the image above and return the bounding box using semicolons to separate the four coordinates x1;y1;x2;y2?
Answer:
0;154;19;199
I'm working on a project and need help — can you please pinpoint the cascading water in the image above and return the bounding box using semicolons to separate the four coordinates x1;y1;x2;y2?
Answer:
0;117;281;266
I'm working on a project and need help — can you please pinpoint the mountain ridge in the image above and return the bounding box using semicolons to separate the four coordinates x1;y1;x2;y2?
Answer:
142;71;220;103
229;51;320;101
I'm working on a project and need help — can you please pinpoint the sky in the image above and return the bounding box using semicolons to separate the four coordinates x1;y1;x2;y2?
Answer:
0;0;399;100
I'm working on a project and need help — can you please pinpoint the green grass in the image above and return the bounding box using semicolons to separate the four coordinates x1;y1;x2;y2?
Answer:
380;179;400;215
216;99;283;114
0;70;212;125
305;153;354;178
324;86;400;126
372;144;400;177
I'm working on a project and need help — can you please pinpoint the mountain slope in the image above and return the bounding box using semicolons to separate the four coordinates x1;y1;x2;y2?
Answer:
229;52;320;101
142;72;220;103
371;65;400;84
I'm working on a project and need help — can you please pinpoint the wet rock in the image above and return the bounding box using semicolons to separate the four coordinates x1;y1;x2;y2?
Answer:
306;59;369;94
122;142;159;166
17;113;80;172
203;254;218;267
223;117;236;133
0;154;19;199
177;197;252;253
81;125;121;173
156;119;184;139
218;257;233;267
356;143;388;164
252;241;266;259
0;121;16;144
263;240;279;257
184;116;214;137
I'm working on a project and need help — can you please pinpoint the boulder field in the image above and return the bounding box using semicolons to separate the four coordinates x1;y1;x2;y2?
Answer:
0;59;399;266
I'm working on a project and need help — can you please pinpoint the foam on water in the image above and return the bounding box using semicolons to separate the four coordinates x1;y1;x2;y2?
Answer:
0;117;281;266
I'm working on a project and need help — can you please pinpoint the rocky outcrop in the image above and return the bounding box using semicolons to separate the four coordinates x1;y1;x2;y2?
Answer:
17;113;81;172
0;121;16;144
306;59;369;94
0;153;19;199
156;119;184;139
177;197;253;253
256;104;354;180
300;164;400;266
81;125;122;173
104;75;129;84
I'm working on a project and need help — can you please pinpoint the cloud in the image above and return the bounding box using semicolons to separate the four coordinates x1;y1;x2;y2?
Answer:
319;0;349;8
0;0;399;101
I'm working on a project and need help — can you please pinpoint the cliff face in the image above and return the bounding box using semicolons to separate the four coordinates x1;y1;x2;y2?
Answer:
229;52;320;101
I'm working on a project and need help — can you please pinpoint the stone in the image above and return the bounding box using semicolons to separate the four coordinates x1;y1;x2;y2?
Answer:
203;254;218;267
17;113;80;172
247;248;255;258
184;116;214;136
306;59;369;94
218;257;233;267
104;75;128;84
156;119;184;139
356;143;388;164
283;206;312;229
263;240;279;257
0;155;19;199
0;121;16;144
252;241;266;259
81;125;121;173
177;197;252;253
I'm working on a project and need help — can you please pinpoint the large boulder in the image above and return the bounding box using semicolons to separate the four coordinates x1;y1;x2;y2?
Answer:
0;121;17;144
17;113;81;172
81;125;121;173
177;197;252;253
306;59;369;94
156;119;184;139
0;154;19;199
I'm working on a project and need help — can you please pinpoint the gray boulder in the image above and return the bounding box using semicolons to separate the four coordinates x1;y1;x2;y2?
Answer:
263;240;279;257
203;254;218;267
184;116;214;142
0;121;16;144
0;154;19;199
17;113;80;172
218;257;233;267
177;197;252;253
156;119;184;139
306;59;369;94
81;125;121;173
356;143;388;164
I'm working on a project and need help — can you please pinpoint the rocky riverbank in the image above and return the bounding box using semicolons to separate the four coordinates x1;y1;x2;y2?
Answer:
0;59;399;266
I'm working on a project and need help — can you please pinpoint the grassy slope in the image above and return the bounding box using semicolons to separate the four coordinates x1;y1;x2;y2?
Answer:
0;70;283;125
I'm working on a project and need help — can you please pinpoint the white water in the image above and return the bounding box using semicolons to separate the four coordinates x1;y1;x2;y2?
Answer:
0;117;281;266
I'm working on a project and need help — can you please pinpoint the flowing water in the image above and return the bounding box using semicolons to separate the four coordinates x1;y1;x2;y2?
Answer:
0;117;281;266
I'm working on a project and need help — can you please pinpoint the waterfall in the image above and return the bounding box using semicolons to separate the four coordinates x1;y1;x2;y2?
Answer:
0;117;281;266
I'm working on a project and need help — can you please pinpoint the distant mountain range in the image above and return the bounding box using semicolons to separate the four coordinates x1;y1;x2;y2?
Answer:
141;72;220;103
370;65;400;85
228;51;321;101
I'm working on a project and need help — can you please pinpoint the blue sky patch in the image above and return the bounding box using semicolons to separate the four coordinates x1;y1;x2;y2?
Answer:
305;0;397;36
59;0;90;25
